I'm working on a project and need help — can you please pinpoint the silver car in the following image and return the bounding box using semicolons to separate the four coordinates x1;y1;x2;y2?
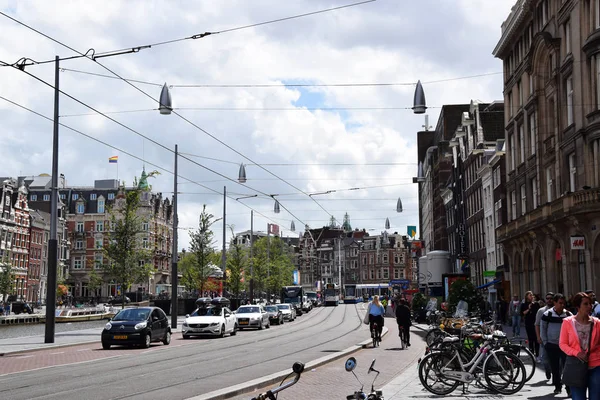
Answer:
277;303;296;321
235;305;270;330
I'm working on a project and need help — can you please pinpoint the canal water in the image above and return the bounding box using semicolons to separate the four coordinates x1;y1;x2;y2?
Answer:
0;320;107;340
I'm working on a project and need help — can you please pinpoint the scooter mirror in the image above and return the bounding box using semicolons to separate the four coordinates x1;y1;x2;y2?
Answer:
345;357;357;372
368;359;376;373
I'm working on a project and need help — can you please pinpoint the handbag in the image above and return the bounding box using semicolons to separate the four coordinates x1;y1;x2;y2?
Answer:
562;319;594;388
363;303;371;325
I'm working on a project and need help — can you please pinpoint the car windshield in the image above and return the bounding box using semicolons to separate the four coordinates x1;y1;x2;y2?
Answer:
191;307;222;317
237;307;260;313
113;308;150;321
265;306;278;312
277;305;290;310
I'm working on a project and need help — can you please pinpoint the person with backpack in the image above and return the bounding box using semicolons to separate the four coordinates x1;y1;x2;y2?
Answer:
541;293;573;395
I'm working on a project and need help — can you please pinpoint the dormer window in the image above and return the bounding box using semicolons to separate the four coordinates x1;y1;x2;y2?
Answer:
108;193;115;200
90;193;97;201
98;197;105;214
72;194;79;200
76;201;85;214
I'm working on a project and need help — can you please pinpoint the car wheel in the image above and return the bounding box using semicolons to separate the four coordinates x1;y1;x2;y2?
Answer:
259;320;264;330
162;331;171;345
102;342;111;350
231;323;238;336
144;333;151;348
266;321;270;329
219;324;225;338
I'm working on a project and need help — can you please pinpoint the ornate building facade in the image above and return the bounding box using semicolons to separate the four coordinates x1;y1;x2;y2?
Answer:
493;0;600;297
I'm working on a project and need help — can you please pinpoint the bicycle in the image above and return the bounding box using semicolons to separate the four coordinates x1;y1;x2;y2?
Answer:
371;321;381;348
250;361;305;400
418;332;526;395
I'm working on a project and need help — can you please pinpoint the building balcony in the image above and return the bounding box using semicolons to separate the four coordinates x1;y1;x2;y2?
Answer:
496;188;600;242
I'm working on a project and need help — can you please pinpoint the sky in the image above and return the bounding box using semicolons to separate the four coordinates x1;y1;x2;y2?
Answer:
0;0;515;251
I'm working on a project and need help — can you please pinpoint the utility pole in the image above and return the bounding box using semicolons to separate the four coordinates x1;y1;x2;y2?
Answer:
221;186;226;295
171;144;178;328
249;210;254;303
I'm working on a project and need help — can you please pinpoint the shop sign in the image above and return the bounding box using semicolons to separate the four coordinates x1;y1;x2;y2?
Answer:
570;236;585;250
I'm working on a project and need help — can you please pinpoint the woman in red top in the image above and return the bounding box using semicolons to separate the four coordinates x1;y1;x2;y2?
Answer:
559;292;600;400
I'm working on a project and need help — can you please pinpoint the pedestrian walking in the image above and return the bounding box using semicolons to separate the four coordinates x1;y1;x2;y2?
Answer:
541;293;572;395
536;292;555;379
523;291;540;357
586;290;600;318
511;294;522;337
559;291;600;400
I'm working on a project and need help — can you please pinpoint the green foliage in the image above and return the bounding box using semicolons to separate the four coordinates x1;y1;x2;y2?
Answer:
226;226;246;297
103;189;154;308
182;205;219;294
0;259;15;303
250;236;294;296
411;292;427;312
447;279;482;315
87;268;104;294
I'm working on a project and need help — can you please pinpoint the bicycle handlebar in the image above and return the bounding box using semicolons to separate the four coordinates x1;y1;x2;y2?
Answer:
251;362;305;400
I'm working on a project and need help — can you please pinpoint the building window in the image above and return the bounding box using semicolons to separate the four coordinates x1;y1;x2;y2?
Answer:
43;194;50;201
519;124;525;164
529;73;534;95
96;221;104;232
107;193;115;200
521;184;526;215
76;222;84;232
30;195;37;201
90;193;97;201
546;167;553;202
596;0;600;29
383;269;389;279
95;238;103;249
509;133;516;170
76;203;85;214
97;199;105;214
508;91;513;117
73;258;83;270
370;269;374;280
569;153;576;192
95;253;103;269
60;193;66;200
142;222;149;231
75;240;83;250
511;190;517;221
565;20;571;55
394;269;399;279
532;178;538;209
529;113;536;154
72;194;79;200
517;80;523;106
142;237;149;249
566;76;574;126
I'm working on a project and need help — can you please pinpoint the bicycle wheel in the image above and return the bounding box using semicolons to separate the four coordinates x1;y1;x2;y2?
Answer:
418;352;461;395
425;328;444;347
516;346;536;382
483;350;526;395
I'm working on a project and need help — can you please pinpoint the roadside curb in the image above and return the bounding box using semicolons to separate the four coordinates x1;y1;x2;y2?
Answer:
189;327;389;400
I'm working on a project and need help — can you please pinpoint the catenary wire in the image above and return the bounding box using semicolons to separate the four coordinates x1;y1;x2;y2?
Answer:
0;94;310;232
0;0;375;68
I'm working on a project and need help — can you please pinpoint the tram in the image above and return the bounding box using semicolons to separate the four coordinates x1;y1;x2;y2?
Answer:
344;283;389;303
323;283;340;306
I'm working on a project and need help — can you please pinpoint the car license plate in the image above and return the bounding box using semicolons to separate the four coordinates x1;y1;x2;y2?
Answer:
239;321;249;325
113;335;127;340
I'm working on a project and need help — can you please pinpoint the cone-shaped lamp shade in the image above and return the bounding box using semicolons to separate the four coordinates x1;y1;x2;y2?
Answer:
290;221;296;232
159;83;173;115
412;80;427;114
385;217;390;230
396;197;403;213
274;199;280;214
238;163;247;183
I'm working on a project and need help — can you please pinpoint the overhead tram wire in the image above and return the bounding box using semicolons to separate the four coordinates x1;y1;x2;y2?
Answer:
0;4;380;226
0;0;375;68
0;60;307;227
0;94;298;229
57;67;503;88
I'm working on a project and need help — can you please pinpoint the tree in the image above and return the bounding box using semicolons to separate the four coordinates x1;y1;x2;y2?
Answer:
0;260;15;303
447;279;482;315
87;269;104;301
103;189;154;308
185;205;219;295
226;226;246;298
250;236;294;299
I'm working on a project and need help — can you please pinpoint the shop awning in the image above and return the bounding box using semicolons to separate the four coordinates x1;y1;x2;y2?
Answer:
476;279;501;290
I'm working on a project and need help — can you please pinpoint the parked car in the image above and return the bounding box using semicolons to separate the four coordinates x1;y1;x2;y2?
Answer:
276;303;296;322
265;305;284;325
235;305;270;330
101;307;171;349
301;297;313;313
182;304;237;338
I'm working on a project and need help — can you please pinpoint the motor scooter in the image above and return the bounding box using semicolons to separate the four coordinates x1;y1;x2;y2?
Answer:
345;357;384;400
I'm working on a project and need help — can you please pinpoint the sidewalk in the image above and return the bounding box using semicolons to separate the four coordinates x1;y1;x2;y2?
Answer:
0;316;186;355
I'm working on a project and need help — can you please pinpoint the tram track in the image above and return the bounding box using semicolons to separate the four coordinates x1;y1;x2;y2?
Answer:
6;304;367;400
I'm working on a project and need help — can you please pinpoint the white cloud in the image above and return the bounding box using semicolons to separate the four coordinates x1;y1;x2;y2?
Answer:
0;0;513;249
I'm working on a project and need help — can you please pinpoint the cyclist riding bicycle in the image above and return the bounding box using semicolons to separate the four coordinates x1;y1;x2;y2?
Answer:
395;298;411;347
368;295;385;346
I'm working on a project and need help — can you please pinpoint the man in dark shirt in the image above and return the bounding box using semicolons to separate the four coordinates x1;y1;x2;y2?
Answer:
395;299;412;347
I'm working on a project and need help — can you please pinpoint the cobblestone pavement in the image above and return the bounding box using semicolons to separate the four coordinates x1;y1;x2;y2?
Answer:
229;318;427;400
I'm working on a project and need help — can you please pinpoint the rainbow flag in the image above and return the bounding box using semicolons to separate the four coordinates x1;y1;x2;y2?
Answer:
108;156;118;163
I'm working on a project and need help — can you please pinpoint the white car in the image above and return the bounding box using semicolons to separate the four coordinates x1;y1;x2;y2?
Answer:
235;305;270;330
277;303;296;321
182;306;237;338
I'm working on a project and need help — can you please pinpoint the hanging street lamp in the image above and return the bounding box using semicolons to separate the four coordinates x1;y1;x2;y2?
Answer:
238;163;247;183
159;83;173;115
290;220;296;232
385;217;390;230
396;197;403;213
274;199;280;214
412;80;427;114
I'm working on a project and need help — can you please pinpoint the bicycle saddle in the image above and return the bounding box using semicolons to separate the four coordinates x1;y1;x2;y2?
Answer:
442;336;460;343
